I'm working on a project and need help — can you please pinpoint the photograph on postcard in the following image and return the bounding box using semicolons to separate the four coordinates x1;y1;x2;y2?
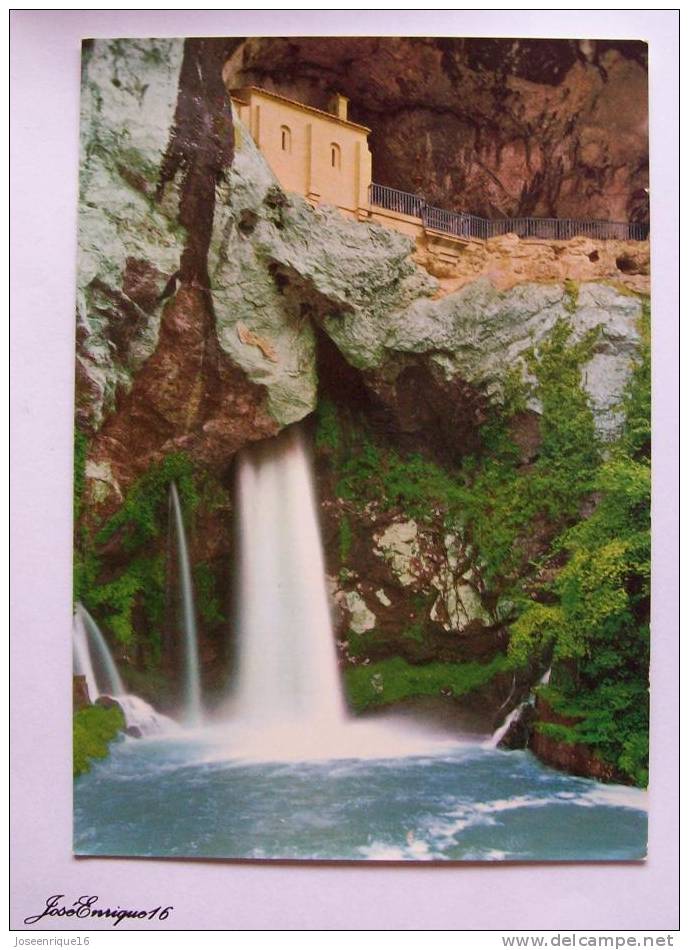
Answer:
72;36;650;861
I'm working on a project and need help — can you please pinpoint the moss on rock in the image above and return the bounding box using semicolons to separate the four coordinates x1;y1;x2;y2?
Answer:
344;654;512;712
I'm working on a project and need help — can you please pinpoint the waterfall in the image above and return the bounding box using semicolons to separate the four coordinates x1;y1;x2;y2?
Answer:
487;702;527;749
73;607;98;702
170;483;203;726
486;668;552;749
232;426;347;726
76;603;124;696
72;604;177;737
206;424;468;764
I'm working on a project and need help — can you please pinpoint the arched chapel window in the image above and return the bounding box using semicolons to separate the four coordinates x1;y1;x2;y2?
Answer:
280;126;291;152
330;143;341;169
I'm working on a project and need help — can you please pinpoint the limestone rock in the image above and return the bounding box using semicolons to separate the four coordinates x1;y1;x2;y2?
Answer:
341;590;377;634
429;532;491;633
359;277;643;440
78;42;645;448
208;119;434;425
370;516;492;636
373;520;427;587
84;459;123;507
77;38;185;430
430;576;491;632
415;234;649;296
78;41;278;504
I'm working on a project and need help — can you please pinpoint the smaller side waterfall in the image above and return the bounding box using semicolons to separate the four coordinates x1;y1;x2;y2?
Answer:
486;668;552;749
170;484;203;726
72;604;176;738
77;603;124;696
487;702;528;749
73;608;98;702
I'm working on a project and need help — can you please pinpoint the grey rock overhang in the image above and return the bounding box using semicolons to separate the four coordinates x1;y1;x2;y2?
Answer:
77;37;645;441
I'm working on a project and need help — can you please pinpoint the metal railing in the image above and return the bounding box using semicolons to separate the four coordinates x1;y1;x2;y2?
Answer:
369;182;426;219
369;182;649;242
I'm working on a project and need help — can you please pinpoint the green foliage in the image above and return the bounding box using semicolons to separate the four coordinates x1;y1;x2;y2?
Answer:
509;603;568;666
338;516;353;565
621;302;651;460
535;683;649;787
76;452;229;658
314;397;342;453
563;278;579;314
96;453;198;551
336;434;463;523
193;562;226;626
345;655;512;712
402;618;426;644
73;704;125;778
500;364;530;418
85;555;165;649
512;310;651;785
74;547;100;607
619;730;650;788
318;311;649;785
454;320;600;584
73;428;89;527
320;317;604;603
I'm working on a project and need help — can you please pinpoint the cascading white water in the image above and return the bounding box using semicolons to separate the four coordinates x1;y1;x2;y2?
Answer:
73;607;99;702
209;425;465;764
487;702;527;749
116;695;178;735
72;603;176;737
76;603;124;696
233;426;347;726
170;483;203;726
487;668;552;748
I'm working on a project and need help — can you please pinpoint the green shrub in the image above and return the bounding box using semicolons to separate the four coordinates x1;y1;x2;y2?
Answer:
73;704;125;777
513;307;651;785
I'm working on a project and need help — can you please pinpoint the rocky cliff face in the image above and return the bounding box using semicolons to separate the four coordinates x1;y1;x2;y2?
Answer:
223;37;648;223
76;39;649;774
79;40;645;507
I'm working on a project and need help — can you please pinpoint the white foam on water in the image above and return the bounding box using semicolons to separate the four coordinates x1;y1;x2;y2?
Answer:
116;694;180;737
198;715;472;765
577;783;648;811
359;836;436;861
